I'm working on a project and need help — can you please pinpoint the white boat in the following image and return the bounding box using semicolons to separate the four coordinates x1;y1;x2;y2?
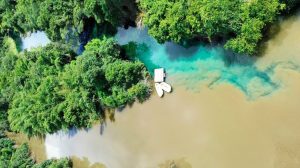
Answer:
160;82;172;93
154;68;165;82
155;83;164;97
154;68;172;97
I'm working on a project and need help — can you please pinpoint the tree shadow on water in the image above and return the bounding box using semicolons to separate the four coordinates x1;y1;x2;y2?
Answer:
98;107;122;135
257;9;300;57
136;43;160;73
67;127;78;138
164;42;199;60
98;90;153;135
65;125;93;138
64;119;109;137
221;50;257;67
99;122;107;135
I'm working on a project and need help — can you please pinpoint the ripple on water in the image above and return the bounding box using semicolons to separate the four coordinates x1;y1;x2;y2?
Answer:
115;27;300;99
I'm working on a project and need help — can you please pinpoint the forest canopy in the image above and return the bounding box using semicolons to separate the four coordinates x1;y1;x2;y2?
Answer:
0;0;137;40
0;0;299;138
1;0;299;55
0;37;150;137
0;0;300;167
139;0;288;55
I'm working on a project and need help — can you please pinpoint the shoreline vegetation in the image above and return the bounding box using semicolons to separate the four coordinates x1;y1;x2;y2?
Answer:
1;36;151;136
0;36;151;167
0;0;300;167
139;0;299;55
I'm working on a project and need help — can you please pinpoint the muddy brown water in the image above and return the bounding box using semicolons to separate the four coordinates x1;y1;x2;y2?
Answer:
13;11;300;168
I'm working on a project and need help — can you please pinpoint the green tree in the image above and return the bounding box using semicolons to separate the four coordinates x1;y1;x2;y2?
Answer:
9;144;35;168
33;158;71;168
61;38;150;109
224;18;264;54
0;0;18;36
2;38;150;136
140;0;285;55
105;60;145;87
0;135;15;167
5;43;76;136
1;0;138;40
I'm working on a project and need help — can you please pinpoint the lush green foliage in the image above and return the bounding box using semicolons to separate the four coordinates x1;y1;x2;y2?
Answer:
0;133;15;167
0;111;9;131
1;39;77;136
9;143;35;168
61;38;150;110
0;37;19;133
33;158;71;168
0;37;150;136
139;0;286;55
0;0;137;40
0;1;299;167
0;0;17;36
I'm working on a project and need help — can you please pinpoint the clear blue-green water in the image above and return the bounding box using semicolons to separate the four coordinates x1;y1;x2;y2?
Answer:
20;28;295;99
115;27;291;99
22;13;300;168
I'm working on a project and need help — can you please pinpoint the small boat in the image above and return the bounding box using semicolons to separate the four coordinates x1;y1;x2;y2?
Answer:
155;83;164;97
160;82;172;93
154;68;165;83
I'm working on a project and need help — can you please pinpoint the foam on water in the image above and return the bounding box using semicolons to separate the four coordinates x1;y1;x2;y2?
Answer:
115;27;299;99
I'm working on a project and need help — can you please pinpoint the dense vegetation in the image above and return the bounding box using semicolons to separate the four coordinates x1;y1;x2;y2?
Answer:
2;0;299;55
1;1;151;166
139;0;299;55
0;37;150;136
1;90;71;168
0;0;137;41
1;0;300;167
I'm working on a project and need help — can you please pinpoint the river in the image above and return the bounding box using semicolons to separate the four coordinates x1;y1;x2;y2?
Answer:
15;11;300;168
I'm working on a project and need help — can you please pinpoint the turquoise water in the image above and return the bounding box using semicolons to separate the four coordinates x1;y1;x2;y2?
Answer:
20;28;297;99
115;27;292;99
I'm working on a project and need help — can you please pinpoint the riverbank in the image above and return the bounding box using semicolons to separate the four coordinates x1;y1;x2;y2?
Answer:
41;10;300;168
8;8;300;168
